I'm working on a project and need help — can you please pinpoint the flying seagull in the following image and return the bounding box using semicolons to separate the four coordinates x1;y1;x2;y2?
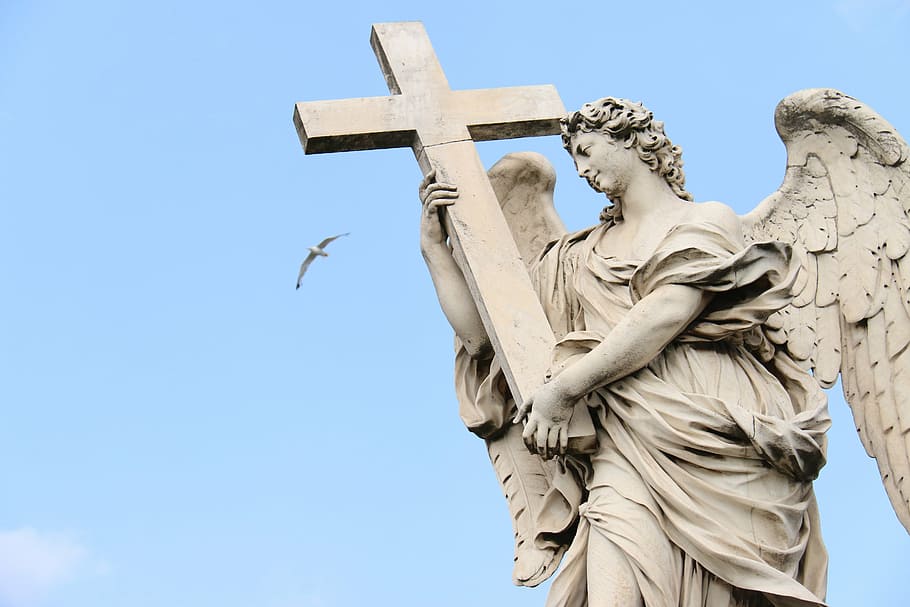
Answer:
296;232;350;288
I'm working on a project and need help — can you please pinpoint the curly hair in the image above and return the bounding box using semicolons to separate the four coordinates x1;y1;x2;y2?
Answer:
560;97;693;221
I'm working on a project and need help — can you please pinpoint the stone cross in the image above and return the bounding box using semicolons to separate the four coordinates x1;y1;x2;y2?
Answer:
294;21;592;443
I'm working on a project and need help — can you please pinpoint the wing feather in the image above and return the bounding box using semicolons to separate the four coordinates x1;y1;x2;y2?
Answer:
815;252;839;307
814;303;841;388
837;222;884;323
786;304;817;366
316;232;350;249
790;250;816;308
866;311;910;530
840;324;869;455
742;88;910;530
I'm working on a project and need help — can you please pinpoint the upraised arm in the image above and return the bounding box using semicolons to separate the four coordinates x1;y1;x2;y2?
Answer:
419;171;492;359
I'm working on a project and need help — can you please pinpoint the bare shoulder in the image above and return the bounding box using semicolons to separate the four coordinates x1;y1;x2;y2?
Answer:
686;201;742;233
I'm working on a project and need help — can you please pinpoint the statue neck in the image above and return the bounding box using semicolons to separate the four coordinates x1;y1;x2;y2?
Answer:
615;170;683;226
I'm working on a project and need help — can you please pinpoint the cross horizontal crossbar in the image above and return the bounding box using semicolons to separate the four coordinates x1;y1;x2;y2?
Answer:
295;85;564;154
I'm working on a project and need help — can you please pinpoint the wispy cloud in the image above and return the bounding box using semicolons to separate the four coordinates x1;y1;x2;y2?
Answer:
0;528;90;606
834;0;910;30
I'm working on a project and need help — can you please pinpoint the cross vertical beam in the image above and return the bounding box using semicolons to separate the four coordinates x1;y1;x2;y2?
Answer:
294;22;592;446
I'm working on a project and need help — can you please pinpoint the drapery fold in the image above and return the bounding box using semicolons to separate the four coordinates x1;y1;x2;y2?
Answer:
455;219;829;606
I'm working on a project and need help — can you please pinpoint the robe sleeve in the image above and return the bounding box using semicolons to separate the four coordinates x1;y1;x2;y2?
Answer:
629;221;798;343
453;339;510;439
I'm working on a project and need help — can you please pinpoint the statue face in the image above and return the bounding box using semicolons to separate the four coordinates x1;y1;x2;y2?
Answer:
569;131;637;198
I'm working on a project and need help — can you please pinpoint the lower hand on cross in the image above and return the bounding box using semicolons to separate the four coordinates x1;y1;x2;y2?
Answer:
514;380;576;460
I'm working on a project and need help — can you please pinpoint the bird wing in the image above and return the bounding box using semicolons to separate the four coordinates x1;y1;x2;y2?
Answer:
295;252;318;288
317;232;351;249
741;88;910;531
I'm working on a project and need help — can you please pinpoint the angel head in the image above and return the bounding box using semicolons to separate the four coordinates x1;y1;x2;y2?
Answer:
560;97;693;221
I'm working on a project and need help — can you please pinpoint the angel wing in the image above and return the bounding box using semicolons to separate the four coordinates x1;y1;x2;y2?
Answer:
487;151;566;263
742;88;910;531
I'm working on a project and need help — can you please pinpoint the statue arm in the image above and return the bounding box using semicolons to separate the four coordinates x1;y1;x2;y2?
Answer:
521;283;713;456
421;243;491;358
419;171;492;359
556;204;744;397
554;284;712;398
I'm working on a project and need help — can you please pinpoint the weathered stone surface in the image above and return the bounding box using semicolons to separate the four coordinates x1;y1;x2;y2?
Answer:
296;22;910;607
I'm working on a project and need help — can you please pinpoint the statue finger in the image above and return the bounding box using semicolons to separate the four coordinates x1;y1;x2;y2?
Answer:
536;423;549;458
429;187;459;198
427;194;458;210
420;168;437;190
558;424;568;455
547;426;560;459
418;169;437;202
421;183;453;206
522;416;538;452
513;398;532;424
424;182;458;198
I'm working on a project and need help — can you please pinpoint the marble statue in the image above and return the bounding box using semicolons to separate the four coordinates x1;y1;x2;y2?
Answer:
293;22;910;607
421;90;910;607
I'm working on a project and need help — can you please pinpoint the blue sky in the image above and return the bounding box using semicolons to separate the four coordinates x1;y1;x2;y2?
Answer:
2;1;909;606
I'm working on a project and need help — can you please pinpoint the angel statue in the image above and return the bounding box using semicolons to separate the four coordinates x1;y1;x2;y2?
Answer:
418;88;910;607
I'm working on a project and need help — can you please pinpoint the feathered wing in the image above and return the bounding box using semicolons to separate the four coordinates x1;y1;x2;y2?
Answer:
297;233;351;287
317;232;350;249
742;88;910;531
487;152;566;263
296;253;317;287
478;152;575;586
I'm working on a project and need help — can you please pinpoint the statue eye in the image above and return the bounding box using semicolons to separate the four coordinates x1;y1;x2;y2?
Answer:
575;144;591;157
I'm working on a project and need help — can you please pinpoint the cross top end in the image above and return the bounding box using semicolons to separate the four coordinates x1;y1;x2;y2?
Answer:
293;21;566;161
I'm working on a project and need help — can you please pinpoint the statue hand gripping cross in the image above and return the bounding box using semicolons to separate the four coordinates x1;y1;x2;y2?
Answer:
294;22;594;450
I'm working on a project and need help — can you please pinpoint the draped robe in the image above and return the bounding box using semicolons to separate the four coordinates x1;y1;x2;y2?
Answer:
454;218;831;607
